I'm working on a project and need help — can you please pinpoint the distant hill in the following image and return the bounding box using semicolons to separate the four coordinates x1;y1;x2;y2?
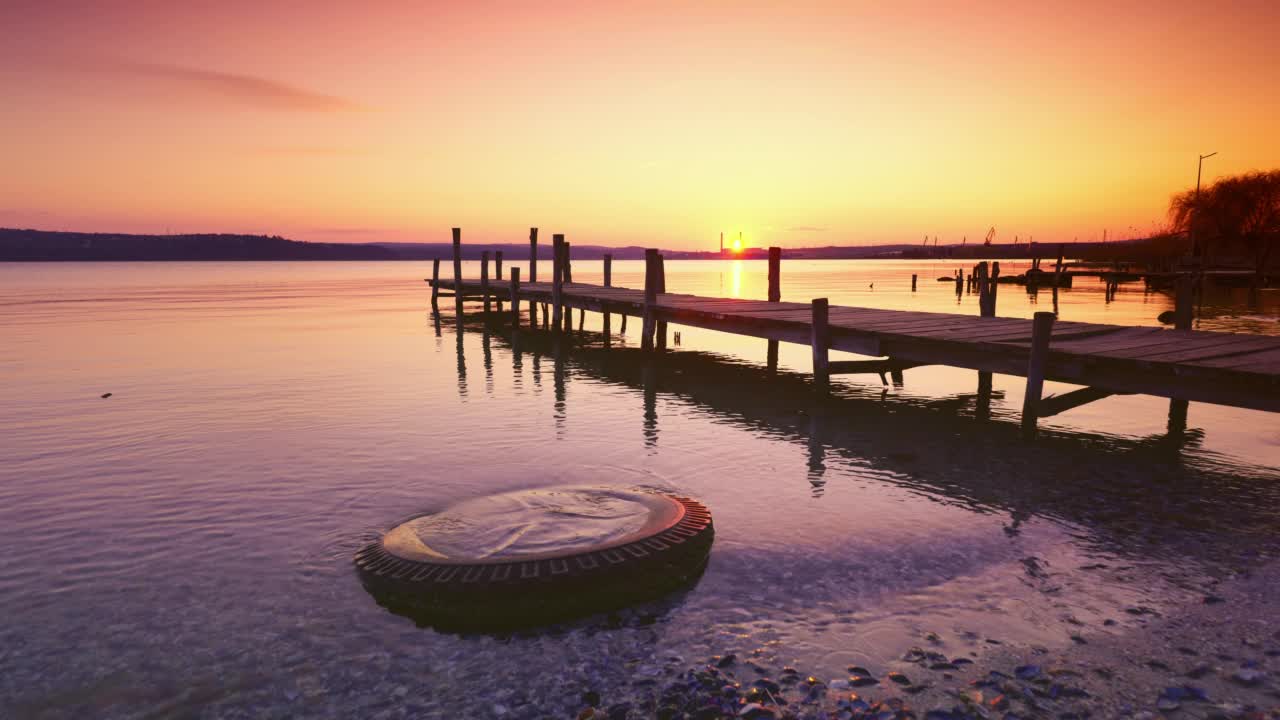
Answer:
0;229;396;261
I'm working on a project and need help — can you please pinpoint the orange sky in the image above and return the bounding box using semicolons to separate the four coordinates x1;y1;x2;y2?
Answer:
2;1;1278;250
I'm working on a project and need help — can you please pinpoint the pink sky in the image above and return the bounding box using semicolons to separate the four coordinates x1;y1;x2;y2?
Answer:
2;1;1278;250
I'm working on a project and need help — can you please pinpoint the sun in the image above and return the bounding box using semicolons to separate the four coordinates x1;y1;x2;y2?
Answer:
731;236;743;253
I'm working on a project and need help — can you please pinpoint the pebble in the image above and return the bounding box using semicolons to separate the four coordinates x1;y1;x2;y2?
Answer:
1230;668;1265;687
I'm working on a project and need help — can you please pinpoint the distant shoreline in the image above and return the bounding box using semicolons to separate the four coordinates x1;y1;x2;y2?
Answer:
0;227;1185;264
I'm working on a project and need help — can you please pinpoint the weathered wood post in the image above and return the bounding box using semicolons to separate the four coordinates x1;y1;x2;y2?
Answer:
990;261;1001;312
431;258;440;310
562;242;574;333
1168;275;1195;431
1053;246;1064;313
641;249;658;351
1174;274;1194;330
912;274;918;292
495;250;504;312
509;267;521;328
1021;311;1056;438
452;228;463;318
551;234;564;332
528;228;539;327
655;253;668;350
480;251;491;315
811;298;830;392
602;254;613;337
767;247;781;372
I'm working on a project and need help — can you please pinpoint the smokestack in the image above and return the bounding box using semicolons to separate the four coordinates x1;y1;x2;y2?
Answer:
720;231;723;253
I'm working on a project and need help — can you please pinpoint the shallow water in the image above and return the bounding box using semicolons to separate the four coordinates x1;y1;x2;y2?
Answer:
1;260;1277;719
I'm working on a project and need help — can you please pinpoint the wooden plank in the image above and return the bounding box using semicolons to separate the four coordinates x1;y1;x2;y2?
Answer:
1188;347;1280;371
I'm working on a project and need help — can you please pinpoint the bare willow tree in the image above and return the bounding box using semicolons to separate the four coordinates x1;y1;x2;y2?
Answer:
1170;170;1280;285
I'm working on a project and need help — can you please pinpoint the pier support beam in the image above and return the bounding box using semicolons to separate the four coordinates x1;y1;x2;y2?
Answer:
495;251;504;312
828;358;921;384
1037;386;1117;417
603;254;613;337
767;247;781;372
480;251;491;315
509;268;521;329
811;298;830;392
431;258;440;311
1168;275;1195;431
451;228;463;319
656;253;668;350
528;228;539;327
551;234;565;332
641;249;658;351
562;242;575;333
1021;311;1056;438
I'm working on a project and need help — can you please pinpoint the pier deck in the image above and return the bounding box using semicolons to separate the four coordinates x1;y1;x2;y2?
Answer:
431;277;1280;415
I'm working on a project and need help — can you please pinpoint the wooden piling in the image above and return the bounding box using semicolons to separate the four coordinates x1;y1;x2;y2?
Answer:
509;267;521;328
641;249;658;351
1021;311;1056;438
768;247;781;372
495;251;503;281
655;253;668;350
1053;246;1064;313
528;228;539;327
480;251;491;315
431;258;440;310
811;298;830;392
563;243;575;332
912;274;918;292
452;228;463;317
551;234;565;332
602;254;613;337
1174;275;1193;330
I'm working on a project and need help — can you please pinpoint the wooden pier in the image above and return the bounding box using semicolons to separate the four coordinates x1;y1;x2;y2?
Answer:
429;229;1280;437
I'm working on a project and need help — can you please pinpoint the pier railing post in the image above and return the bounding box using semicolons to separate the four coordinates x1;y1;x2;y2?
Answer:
431;257;440;310
1021;311;1055;438
510;268;521;329
551;234;564;332
912;273;918;292
452;228;463;318
655;253;667;350
603;254;613;337
480;250;491;315
642;249;658;351
767;247;781;372
528;228;539;327
811;298;830;392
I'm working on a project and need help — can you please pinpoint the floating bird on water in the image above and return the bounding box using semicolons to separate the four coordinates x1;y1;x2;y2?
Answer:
1157;311;1176;325
101;392;112;399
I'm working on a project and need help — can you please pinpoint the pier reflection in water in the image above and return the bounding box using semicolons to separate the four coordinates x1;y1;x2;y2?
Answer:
443;308;1276;578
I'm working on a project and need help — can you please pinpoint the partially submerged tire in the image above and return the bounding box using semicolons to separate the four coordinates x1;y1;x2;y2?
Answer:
355;486;714;630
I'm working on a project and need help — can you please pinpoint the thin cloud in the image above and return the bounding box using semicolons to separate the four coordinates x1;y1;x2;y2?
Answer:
788;226;827;232
113;60;359;112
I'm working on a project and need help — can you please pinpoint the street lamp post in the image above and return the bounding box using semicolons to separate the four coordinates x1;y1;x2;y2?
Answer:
1192;151;1217;259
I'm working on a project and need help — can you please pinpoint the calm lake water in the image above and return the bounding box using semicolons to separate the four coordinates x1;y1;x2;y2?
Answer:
1;260;1278;719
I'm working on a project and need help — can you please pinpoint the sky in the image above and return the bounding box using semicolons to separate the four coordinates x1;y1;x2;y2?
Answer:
2;1;1279;250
